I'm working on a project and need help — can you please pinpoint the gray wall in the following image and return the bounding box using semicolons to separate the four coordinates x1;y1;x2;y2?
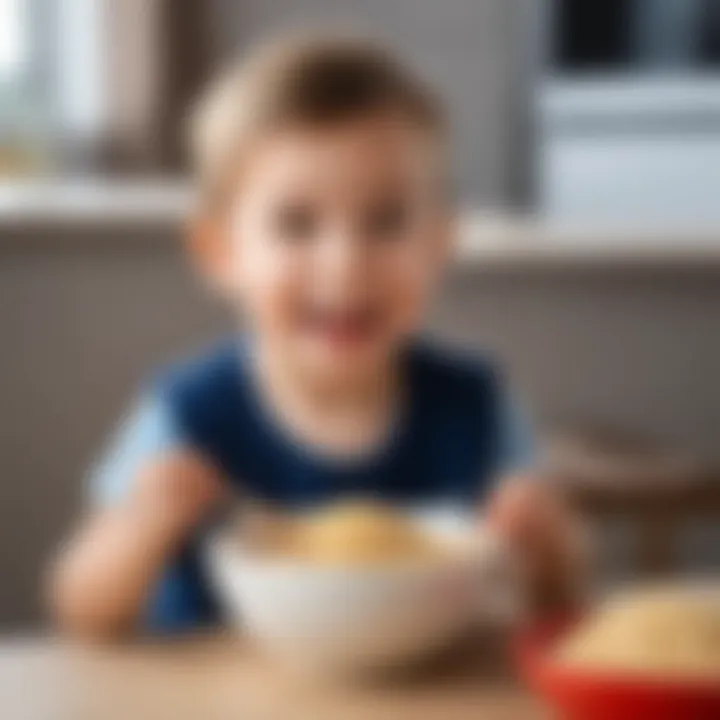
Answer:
1;222;719;628
210;0;535;205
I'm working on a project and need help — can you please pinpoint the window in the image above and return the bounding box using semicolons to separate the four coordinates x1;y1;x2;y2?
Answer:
0;0;105;177
0;0;28;82
540;0;720;225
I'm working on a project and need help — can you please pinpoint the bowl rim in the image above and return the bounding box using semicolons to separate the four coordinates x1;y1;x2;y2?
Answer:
204;528;495;580
204;509;507;577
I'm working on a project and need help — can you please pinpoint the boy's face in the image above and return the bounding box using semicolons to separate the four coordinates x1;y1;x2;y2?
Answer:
208;115;450;382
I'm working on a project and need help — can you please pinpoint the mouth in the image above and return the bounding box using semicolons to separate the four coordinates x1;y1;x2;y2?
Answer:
300;303;383;347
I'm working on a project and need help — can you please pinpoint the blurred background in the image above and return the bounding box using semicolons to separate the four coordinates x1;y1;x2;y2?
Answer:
0;0;718;629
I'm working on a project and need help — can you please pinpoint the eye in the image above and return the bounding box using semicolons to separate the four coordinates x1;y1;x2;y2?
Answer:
363;198;412;241
274;202;318;242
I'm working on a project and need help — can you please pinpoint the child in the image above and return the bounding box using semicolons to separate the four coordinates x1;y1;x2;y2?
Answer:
50;36;584;639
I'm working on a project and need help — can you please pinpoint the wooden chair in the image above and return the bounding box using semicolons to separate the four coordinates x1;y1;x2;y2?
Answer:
543;430;720;577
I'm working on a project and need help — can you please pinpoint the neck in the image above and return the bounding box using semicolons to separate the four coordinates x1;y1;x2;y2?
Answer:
251;339;404;457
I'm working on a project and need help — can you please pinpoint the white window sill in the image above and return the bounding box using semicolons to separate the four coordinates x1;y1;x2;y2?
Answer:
0;179;194;227
2;180;720;267
459;212;720;267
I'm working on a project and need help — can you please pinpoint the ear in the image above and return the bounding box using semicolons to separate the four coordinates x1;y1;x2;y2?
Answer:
186;214;235;296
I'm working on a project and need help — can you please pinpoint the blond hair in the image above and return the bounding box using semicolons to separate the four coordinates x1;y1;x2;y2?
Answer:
189;35;445;213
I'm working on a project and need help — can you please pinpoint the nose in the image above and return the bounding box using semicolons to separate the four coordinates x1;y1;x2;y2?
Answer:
316;226;368;293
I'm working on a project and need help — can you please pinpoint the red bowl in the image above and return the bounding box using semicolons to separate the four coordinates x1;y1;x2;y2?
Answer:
514;615;720;720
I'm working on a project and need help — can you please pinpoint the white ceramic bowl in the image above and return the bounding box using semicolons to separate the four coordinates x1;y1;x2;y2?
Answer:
204;509;518;675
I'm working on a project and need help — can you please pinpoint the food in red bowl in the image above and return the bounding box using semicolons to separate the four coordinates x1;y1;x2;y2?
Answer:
515;590;720;720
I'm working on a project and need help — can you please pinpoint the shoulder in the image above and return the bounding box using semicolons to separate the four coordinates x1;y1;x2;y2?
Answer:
155;338;244;399
409;339;502;403
152;338;250;435
89;394;183;506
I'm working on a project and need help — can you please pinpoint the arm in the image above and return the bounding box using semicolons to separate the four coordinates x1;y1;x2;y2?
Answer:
48;401;226;640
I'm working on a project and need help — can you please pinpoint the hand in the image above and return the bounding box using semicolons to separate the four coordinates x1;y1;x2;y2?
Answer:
486;474;591;614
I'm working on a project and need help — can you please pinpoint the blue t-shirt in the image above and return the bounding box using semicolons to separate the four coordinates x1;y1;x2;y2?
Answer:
90;339;533;632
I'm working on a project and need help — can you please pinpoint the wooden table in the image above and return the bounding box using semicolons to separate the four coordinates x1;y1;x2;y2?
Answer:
0;634;547;720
